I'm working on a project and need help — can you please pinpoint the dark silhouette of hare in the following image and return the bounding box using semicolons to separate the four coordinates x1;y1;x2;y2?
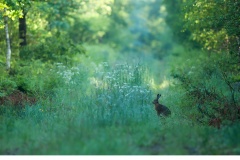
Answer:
152;94;171;117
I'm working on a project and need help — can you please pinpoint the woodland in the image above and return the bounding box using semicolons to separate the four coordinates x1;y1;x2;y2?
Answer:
0;0;240;155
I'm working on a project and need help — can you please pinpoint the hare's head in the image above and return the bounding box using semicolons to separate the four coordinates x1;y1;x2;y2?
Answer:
152;94;161;104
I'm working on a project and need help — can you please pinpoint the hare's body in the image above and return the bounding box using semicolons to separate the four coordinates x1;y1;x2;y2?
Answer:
152;94;171;117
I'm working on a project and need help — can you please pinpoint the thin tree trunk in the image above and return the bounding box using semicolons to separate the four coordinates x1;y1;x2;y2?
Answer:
4;8;11;71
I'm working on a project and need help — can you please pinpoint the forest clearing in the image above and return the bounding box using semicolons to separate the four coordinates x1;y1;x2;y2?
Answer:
0;0;240;155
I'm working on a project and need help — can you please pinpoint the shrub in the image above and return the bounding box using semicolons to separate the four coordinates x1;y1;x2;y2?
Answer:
171;51;240;127
0;78;17;97
19;35;85;65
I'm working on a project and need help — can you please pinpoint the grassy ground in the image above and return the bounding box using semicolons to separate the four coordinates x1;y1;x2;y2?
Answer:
0;45;240;155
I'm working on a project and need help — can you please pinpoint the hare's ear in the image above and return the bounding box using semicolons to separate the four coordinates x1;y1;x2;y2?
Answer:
157;94;161;99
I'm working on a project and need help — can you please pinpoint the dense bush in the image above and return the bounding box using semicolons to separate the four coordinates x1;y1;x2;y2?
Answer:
19;35;85;65
0;60;72;101
171;51;240;128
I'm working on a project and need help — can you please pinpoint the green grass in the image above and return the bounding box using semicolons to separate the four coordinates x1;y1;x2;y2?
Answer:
1;45;240;155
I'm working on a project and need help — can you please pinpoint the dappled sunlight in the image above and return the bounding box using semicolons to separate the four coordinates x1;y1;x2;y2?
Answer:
149;77;172;90
80;0;113;17
159;79;171;89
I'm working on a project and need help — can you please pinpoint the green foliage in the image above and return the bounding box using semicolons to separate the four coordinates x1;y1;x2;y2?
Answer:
102;0;132;49
163;0;240;52
1;58;240;154
20;35;85;65
162;0;198;48
171;50;240;125
0;61;153;154
2;60;70;97
142;1;173;58
0;64;16;97
0;77;17;97
1;0;240;155
0;0;23;24
43;0;80;31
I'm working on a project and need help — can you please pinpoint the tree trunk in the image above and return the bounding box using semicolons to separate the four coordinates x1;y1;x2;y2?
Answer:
19;10;27;47
4;8;11;71
19;9;27;59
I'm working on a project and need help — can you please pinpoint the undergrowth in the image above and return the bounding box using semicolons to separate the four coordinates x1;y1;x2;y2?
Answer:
171;50;240;128
0;46;240;155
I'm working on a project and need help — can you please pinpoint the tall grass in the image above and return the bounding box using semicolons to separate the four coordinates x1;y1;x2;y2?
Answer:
52;62;154;126
1;47;240;155
0;61;160;154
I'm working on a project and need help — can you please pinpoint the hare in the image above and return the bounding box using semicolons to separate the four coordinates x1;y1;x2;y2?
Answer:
152;94;171;117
